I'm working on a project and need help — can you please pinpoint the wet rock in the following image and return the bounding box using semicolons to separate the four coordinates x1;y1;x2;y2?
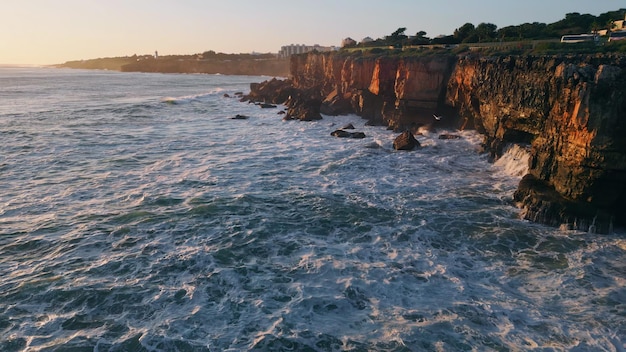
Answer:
284;86;323;121
438;133;462;140
245;77;294;104
393;131;420;150
231;114;249;120
331;129;366;138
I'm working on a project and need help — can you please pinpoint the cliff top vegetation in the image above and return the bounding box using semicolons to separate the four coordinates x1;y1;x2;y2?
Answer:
345;8;626;48
343;9;626;56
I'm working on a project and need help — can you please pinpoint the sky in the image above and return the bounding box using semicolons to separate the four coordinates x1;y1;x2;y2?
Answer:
1;0;623;65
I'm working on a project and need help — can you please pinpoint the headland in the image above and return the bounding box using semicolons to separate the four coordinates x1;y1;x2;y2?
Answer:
55;52;290;76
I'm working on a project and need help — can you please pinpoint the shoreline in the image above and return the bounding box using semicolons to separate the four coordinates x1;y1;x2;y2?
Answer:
244;51;626;233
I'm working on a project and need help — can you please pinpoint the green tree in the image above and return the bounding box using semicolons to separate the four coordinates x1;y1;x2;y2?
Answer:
476;22;498;42
385;27;408;47
410;30;430;45
454;23;476;42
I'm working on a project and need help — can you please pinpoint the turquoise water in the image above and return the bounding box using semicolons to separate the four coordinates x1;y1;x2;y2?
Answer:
0;67;624;351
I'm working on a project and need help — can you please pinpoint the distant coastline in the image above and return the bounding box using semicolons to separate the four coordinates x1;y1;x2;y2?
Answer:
54;52;290;77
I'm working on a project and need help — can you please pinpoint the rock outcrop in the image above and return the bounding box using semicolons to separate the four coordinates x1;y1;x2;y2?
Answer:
448;55;626;233
393;131;421;150
246;51;626;232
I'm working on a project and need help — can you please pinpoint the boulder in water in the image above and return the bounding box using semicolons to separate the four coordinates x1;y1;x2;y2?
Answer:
393;131;420;150
331;129;366;139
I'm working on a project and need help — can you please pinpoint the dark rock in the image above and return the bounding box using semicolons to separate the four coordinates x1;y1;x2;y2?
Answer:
331;130;366;138
285;86;323;121
393;131;420;150
320;88;354;116
234;91;244;96
258;103;277;109
438;134;462;140
245;78;295;104
231;114;249;120
223;93;231;98
514;174;614;233
277;110;286;115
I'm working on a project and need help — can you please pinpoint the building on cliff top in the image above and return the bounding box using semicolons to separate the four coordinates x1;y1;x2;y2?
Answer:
278;44;337;58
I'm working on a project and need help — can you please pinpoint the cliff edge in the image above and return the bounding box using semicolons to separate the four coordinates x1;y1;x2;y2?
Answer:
246;52;626;233
448;54;626;233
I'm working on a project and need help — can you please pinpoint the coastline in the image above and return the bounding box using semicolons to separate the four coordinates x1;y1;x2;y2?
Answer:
54;55;290;77
244;51;626;233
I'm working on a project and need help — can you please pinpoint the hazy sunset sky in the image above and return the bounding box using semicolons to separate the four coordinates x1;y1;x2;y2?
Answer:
1;0;623;65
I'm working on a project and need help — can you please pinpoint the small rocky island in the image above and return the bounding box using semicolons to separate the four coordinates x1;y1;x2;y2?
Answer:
244;50;626;233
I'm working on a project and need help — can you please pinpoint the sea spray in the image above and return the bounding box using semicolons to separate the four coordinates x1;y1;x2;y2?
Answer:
493;143;531;177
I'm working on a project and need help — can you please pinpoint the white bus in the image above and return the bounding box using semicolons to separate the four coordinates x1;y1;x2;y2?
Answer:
560;34;598;43
608;31;626;42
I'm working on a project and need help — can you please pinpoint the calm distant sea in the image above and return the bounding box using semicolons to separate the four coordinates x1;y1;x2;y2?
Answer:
0;67;624;351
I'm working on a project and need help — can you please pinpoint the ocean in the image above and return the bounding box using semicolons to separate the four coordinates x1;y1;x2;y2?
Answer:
0;67;624;351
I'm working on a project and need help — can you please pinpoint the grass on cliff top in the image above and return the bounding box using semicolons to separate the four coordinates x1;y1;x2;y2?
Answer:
336;40;626;59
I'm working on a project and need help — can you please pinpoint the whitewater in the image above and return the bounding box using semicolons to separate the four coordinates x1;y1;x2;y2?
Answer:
0;67;624;351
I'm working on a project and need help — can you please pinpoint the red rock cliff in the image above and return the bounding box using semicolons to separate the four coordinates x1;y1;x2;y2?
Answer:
248;52;626;232
289;52;457;130
448;55;626;232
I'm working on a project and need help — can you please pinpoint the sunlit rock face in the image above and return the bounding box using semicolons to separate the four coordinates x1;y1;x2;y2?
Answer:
290;52;457;130
249;51;626;232
448;55;626;232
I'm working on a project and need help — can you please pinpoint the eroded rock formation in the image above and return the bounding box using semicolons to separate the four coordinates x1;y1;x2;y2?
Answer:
448;55;626;233
246;52;626;232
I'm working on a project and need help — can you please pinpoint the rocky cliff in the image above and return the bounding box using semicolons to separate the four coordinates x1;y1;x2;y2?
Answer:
246;52;626;232
448;54;626;233
285;52;457;130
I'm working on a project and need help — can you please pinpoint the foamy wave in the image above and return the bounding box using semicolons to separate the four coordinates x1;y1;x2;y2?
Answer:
161;89;225;104
494;143;530;177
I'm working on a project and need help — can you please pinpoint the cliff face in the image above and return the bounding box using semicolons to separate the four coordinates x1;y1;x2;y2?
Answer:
247;52;626;232
448;55;626;232
288;53;457;130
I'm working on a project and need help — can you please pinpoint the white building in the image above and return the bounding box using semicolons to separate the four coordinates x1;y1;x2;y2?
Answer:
278;44;336;58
